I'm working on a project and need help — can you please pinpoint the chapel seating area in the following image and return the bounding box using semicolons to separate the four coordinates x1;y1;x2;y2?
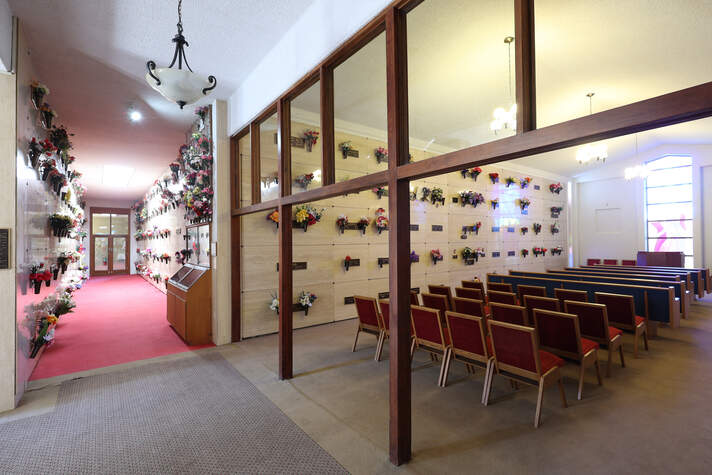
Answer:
351;264;710;428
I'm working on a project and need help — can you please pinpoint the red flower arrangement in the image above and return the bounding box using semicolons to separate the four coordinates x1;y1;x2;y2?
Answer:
488;172;499;184
549;183;564;194
303;130;319;152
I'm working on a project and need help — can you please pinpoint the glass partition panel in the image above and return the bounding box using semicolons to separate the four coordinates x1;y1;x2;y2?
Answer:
111;214;129;235
290;81;322;194
334;32;388;183
407;0;516;159
259;112;280;202
535;0;712;128
112;237;127;270
94;237;109;271
238;132;251;207
92;213;110;235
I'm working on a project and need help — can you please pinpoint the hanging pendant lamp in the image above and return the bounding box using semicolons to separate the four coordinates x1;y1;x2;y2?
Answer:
576;93;608;164
145;0;216;109
490;36;517;133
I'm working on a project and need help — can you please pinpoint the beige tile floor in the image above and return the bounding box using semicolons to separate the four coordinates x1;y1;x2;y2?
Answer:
5;296;712;474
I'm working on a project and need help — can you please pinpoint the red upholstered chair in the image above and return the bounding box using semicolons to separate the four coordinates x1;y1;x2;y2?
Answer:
621;260;636;266
533;309;602;400
428;284;453;309
595;292;649;357
488;290;518;306
517;284;547;304
452;296;486;319
461;280;485;294
455;286;484;302
487;282;513;293
353;296;384;360
603;259;618;265
443;311;493;399
378;299;416;361
587;258;602;265
421;292;450;316
523;295;560;324
490;302;529;326
411;305;452;387
564;300;625;377
485;320;568;427
554;288;588;308
410;291;420;307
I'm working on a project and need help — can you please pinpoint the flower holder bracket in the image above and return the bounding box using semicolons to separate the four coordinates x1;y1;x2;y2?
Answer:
377;257;389;268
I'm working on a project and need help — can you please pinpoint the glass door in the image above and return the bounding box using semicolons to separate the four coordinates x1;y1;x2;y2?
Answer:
91;208;130;276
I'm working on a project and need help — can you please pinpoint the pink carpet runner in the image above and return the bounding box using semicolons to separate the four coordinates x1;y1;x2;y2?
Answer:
30;275;213;380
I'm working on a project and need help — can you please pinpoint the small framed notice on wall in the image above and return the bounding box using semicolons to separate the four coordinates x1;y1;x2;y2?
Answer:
0;229;8;269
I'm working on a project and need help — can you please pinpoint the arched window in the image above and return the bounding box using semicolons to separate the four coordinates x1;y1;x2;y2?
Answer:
644;155;693;267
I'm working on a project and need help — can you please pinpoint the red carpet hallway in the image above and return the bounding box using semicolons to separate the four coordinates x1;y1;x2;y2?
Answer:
30;275;213;380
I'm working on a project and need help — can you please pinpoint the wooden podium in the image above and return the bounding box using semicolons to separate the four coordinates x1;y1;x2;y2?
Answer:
636;251;685;267
166;264;212;345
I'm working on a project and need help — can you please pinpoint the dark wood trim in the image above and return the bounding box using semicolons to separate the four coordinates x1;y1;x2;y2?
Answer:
284;71;320;102
250;122;261;204
232;199;280;217
231;215;241;342
230;132;239;213
386;6;411;466
281;170;388;206
278;204;293;379
320;65;336;186
278;99;292;197
396;81;712;181
90;207;130;216
514;0;535;133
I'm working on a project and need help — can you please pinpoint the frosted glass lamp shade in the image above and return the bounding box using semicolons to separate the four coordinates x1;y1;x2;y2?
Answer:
145;68;215;109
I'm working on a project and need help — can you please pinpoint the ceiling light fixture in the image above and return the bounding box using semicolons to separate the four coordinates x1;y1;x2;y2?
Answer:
129;109;142;122
624;134;649;180
145;0;216;109
576;93;607;164
490;36;517;134
102;165;135;187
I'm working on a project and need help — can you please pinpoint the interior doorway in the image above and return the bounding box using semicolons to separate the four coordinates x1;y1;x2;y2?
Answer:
90;207;130;276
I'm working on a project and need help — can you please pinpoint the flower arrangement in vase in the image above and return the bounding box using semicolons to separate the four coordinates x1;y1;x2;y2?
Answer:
459;191;485;207
336;215;349;234
409;250;419;263
266;209;279;228
39;103;57;129
339;141;354;159
419;187;431;202
195;105;210;123
551;246;563;256
374;147;388;164
551;222;560;234
505;176;517;187
295;172;315;189
372;186;387;199
297;291;317;315
461;247;474;263
303;130;319;152
533;223;542;235
549;183;564;194
430;187;445;206
520;177;532;189
518;198;531;212
490;198;499;210
41;159;56;181
28;137;53;168
521;249;529;258
29;263;47;294
48;214;73;238
344;256;353;271
409;187;417;201
521;226;528;235
30;81;50;109
488;172;499;184
29;313;58;358
357;216;370;235
551;206;563;215
169;161;181;182
461;167;482;180
532;247;547;257
294;205;325;232
49;125;74;163
473;221;482;235
374;208;388;234
269;294;279;314
430;249;443;265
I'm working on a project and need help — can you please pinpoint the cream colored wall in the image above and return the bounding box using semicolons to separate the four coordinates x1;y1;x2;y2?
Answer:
240;121;568;338
0;65;16;413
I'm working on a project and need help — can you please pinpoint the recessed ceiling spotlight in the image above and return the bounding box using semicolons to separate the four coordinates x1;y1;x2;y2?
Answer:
129;109;142;122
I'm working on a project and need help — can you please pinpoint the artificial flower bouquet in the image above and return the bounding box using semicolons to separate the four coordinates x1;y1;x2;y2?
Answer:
374;147;388;164
336;215;349;234
505;176;517;187
549;182;564;194
374;208;388;234
532;247;547;257
533;223;542;235
303;130;319;152
431;249;443;265
294;205;325;232
461;167;482;180
488;172;499;184
520;177;532;189
518;198;531;212
297;291;317;316
29;313;58;358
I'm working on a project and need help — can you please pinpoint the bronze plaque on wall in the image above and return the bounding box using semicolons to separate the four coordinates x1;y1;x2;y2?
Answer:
0;229;8;269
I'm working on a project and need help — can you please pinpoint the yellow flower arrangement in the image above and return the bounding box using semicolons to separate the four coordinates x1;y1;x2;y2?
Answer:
46;315;58;325
296;209;309;223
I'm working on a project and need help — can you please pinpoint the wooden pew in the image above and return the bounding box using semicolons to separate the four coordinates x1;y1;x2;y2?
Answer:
550;268;691;318
510;270;687;319
575;265;700;298
487;273;679;333
596;265;710;295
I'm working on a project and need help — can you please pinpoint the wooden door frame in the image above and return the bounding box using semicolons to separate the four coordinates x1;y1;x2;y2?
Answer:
90;207;131;277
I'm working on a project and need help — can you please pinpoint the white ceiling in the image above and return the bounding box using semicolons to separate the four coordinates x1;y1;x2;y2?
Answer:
10;0;314;201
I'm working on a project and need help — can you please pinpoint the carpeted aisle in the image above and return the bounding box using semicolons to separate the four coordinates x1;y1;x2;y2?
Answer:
1;353;347;474
31;275;213;380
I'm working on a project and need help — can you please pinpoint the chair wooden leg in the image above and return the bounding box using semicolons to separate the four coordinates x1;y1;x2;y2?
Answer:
410;338;416;360
594;357;603;386
440;349;453;387
437;350;449;387
577;363;585;400
606;346;613;377
374;332;384;361
643;327;649;351
634;331;639;358
534;378;545;428
483;364;494;406
558;374;568;408
351;327;361;352
481;360;492;405
619;344;626;368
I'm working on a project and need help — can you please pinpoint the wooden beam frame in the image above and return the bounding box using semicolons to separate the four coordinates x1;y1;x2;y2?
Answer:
250;122;261;204
227;0;712;466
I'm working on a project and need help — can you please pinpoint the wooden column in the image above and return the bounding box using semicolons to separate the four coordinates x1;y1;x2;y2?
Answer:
320;65;336;186
515;0;536;133
250;122;261;204
385;5;411;466
277;99;293;379
231;214;241;342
